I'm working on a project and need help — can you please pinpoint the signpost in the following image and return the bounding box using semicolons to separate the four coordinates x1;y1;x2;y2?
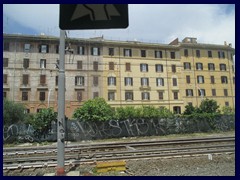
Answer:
57;4;128;176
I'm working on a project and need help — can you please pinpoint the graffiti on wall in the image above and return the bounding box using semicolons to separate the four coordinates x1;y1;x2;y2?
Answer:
3;115;235;143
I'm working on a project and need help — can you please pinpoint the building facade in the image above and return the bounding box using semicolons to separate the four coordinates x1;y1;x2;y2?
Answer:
3;34;235;117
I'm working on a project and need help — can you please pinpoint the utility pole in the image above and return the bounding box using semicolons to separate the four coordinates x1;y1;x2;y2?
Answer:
56;29;66;176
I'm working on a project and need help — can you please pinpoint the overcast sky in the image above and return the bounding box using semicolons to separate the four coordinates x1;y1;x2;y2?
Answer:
3;4;235;47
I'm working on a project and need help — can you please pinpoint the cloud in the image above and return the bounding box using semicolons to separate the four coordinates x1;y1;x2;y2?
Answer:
3;4;235;48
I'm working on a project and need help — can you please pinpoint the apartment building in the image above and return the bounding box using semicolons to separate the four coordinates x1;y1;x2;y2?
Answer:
3;34;235;117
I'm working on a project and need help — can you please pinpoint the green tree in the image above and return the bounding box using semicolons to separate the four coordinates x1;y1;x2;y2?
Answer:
199;99;220;113
72;98;114;122
221;106;235;115
29;108;57;138
115;106;137;120
3;99;26;126
183;104;197;115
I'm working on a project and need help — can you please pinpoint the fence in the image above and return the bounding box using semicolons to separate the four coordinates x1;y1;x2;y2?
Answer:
3;115;235;143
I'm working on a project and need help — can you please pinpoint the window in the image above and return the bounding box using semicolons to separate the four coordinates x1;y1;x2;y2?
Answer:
108;77;116;86
24;109;30;114
172;78;177;86
159;91;164;100
56;76;58;86
225;102;229;106
141;50;146;57
155;64;163;72
125;92;134;100
125;77;133;86
93;92;99;99
155;51;162;58
221;76;228;84
77;91;83;101
3;74;7;84
186;89;193;96
124;49;132;57
91;47;100;56
77;61;82;69
37;109;43;113
173;91;178;99
23;59;29;69
40;59;46;69
78;46;85;55
141;78;149;86
108;92;115;101
210;76;215;84
109;48;114;56
224;89;228;96
188;102;193;106
140;64;148;72
39;92;45;101
173;106;181;114
196;50;200;58
186;75;191;84
126;63;131;71
93;76;98;86
40;75;46;85
142;92;150;100
93;61;98;71
184;49;188;57
170;52;175;59
156;78;164;86
24;44;31;52
3;58;8;67
212;89;216;96
208;63;215;71
198;89;206;96
22;92;28;101
172;64;176;73
208;50;212;58
39;44;49;53
220;64;226;71
75;76;85;86
184;62;191;70
4;42;9;51
218;51;225;59
23;74;29;85
109;62;114;70
196;63;203;70
197;76;204;84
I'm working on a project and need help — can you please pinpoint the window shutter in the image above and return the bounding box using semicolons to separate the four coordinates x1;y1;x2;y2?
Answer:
98;48;100;56
91;47;93;55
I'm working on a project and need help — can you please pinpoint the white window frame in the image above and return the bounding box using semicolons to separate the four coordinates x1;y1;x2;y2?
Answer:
156;78;164;86
76;76;85;86
40;59;46;69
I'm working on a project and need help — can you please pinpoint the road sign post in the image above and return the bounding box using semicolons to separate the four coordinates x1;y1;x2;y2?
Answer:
57;4;128;175
56;29;65;176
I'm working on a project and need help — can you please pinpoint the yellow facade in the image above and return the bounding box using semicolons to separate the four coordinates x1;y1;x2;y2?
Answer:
3;34;235;117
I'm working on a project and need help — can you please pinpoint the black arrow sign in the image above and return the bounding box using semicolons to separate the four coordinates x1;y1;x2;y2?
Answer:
59;4;129;30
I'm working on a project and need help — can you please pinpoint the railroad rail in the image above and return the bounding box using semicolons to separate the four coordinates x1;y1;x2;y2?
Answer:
3;136;235;170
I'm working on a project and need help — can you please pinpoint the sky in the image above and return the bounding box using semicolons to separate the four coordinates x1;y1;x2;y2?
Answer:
3;4;235;48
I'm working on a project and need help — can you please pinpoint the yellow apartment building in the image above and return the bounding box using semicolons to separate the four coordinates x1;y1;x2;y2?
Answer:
3;34;235;117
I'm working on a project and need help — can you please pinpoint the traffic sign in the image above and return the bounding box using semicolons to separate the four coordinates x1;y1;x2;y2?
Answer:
59;4;128;30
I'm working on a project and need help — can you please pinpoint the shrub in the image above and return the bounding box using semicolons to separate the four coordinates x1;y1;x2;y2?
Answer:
72;98;114;122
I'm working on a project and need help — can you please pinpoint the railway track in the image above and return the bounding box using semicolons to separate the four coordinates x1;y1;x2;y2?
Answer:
3;136;235;170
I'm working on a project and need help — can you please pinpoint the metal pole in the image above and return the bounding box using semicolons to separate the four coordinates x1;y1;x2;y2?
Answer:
56;30;65;176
